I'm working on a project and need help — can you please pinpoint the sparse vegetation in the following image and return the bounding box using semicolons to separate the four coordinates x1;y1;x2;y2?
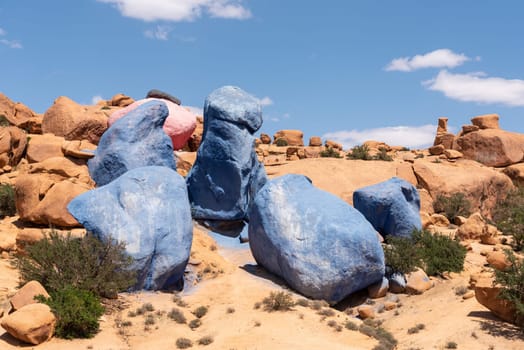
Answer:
198;336;214;346
310;299;329;310
226;307;235;314
445;341;458;349
347;144;372;160
193;305;208;318
168;308;187;324
454;285;469;296
433;193;471;222
295;298;310;307
144;314;156;325
359;321;398;350
261;291;294;312
345;320;358;331
384;229;467;276
36;286;104;339
492;185;524;251
0;183;16;218
375;147;393;161
493;249;524;326
317;307;336;317
320;147;342;158
275;138;288;147
189;318;202;329
0;114;11;127
176;337;193;349
18;231;136;298
407;323;425;334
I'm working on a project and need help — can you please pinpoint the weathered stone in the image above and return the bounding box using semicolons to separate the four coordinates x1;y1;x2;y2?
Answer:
68;166;192;291
0;126;27;168
61;140;96;159
428;144;445;155
10;281;50;311
109;93;135;107
260;133;271;144
462;125;480;134
42;96;108;144
325;140;343;150
357;305;375;319
249;174;384;303
146;89;181;105
405;268;433;295
187;86;267;237
1;303;56;345
486;251;511;271
368;277;389;299
471;114;500;129
309;136;322;147
475;278;517;324
273;130;304;146
444;149;463;159
25;133;65;163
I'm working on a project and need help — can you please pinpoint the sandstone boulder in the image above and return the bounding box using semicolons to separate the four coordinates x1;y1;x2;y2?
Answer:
455;129;524;167
61;140;96;159
462;125;480;134
353;177;422;238
109;93;135;107
15;176;91;227
89;101;177;186
503;163;524;186
0;126;27;168
68;166;192;291
413;159;513;218
10;281;50;311
456;212;500;241
486;251;511;271
325;140;343;150
368;277;389;299
405;268;433;294
1;303;56;345
249;174;384;303
428;144;445;155
187;86;267;237
42;96;108;144
26;133;65;163
309;136;322;147
471;114;500;129
0;93;38;128
475;278;518;324
273;130;304;146
260;133;271;144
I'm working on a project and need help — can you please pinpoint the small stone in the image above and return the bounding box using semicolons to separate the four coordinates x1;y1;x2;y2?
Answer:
10;281;50;311
462;290;475;299
367;277;389;299
0;303;56;345
384;301;397;310
357;305;375;319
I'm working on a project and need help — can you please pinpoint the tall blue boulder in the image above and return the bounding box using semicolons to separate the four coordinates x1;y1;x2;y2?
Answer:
353;177;422;238
248;174;385;304
88;100;176;186
67;166;192;291
186;86;267;237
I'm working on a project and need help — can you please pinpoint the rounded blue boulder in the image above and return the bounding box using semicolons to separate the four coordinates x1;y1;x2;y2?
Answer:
248;174;385;304
88;100;177;186
353;177;422;238
68;166;192;291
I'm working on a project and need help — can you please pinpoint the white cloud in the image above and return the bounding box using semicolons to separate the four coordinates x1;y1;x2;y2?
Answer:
424;70;524;107
0;27;6;36
144;25;172;40
97;0;251;22
0;39;22;49
385;49;470;72
91;95;104;105
322;125;437;149
258;96;273;107
185;106;204;116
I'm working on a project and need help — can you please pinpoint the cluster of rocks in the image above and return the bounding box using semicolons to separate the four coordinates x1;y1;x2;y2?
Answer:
431;114;524;167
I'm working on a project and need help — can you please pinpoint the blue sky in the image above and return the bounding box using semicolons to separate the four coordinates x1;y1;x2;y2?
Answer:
1;1;524;148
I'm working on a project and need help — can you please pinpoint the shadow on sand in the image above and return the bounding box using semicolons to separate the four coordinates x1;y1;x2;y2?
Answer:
0;332;32;347
468;311;524;340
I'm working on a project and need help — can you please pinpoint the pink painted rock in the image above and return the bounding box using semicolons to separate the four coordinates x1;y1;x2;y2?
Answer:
108;98;196;150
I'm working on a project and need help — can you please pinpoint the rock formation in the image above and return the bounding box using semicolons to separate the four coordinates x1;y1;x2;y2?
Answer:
186;86;267;237
248;174;384;303
68;166;192;291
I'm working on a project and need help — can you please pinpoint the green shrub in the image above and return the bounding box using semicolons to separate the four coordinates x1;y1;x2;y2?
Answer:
493;249;524;326
385;229;466;276
320;147;342;158
0;114;11;127
347;144;372;160
345;320;358;330
168;308;187;324
188;318;202;329
275;138;288;147
193;305;208;318
0;183;16;218
359;322;397;350
374;147;393;161
433;193;471;222
262;291;294;312
383;235;421;275
492;186;524;251
18;231;136;298
36;286;104;339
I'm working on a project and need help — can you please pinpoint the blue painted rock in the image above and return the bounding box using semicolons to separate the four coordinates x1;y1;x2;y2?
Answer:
353;177;421;238
248;174;385;303
89;100;176;186
186;86;267;237
67;166;192;291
